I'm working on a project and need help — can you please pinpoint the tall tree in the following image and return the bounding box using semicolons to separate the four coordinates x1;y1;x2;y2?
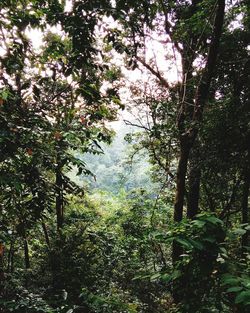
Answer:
106;0;226;258
0;0;121;275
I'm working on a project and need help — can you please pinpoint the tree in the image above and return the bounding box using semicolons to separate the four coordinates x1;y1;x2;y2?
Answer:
0;0;121;284
106;0;225;253
105;0;249;306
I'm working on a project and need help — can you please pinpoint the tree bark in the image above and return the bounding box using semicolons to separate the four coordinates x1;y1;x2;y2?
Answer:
24;238;30;269
174;143;190;223
187;148;201;219
55;153;64;231
10;247;15;273
241;171;250;254
7;240;14;273
0;242;4;297
42;222;51;249
172;143;190;268
187;168;201;219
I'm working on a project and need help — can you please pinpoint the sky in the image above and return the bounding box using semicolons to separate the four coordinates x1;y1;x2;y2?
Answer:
24;1;182;130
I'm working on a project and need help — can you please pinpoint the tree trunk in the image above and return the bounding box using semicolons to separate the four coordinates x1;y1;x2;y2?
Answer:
0;242;4;297
24;238;30;269
174;144;190;223
7;240;14;273
55;157;64;231
173;0;225;257
187;167;201;219
10;247;15;273
42;222;51;249
241;171;250;254
172;143;190;266
172;0;225;304
187;148;201;219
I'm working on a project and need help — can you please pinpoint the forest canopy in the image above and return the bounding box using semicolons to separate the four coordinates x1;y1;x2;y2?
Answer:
0;1;249;313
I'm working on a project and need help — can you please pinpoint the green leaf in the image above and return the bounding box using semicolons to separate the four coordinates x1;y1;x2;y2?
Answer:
222;275;240;286
176;238;193;249
192;220;206;228
150;273;161;281
161;270;181;283
233;228;247;235
205;216;223;225
235;290;250;304
189;238;204;250
227;286;243;293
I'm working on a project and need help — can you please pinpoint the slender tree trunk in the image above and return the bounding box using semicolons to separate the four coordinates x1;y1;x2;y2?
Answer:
173;143;190;267
0;242;4;297
241;172;250;254
54;151;65;289
187;167;201;218
172;143;191;304
55;158;64;231
42;221;61;289
7;240;14;272
174;144;190;223
24;238;30;269
10;247;15;273
19;222;30;270
42;222;51;249
187;148;201;219
23;237;30;289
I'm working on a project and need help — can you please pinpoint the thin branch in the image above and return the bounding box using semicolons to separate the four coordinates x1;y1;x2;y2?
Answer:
136;56;170;89
124;119;151;131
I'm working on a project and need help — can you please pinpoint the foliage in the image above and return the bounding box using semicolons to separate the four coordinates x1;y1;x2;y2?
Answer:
76;122;157;194
0;1;249;313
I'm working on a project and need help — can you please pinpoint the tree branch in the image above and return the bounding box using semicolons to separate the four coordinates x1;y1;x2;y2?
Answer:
124;119;151;131
136;56;170;89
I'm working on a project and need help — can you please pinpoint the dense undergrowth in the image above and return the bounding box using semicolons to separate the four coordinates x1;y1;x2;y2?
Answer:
1;191;249;313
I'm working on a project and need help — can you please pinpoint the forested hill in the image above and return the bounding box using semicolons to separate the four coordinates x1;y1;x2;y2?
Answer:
74;121;156;194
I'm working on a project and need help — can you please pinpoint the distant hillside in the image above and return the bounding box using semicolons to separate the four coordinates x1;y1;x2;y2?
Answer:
69;121;156;194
